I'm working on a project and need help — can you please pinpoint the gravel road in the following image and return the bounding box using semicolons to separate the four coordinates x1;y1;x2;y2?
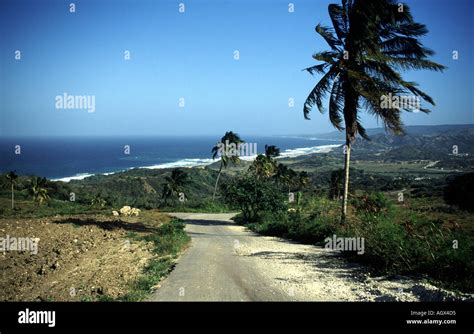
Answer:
148;213;470;302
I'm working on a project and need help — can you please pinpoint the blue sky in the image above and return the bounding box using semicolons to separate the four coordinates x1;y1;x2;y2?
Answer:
0;0;473;136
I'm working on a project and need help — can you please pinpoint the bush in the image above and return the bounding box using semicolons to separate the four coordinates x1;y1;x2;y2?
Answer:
286;213;336;244
221;174;286;223
343;210;474;292
245;205;337;245
352;192;391;216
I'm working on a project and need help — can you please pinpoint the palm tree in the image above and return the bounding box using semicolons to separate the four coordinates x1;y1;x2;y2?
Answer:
28;176;50;205
274;164;298;193
6;171;18;209
249;155;273;179
249;145;281;179
211;131;244;201
264;145;280;159
161;168;189;204
303;0;445;221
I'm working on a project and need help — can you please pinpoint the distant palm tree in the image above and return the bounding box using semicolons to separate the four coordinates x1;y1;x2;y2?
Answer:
264;145;280;159
274;164;297;192
28;176;50;205
161;168;189;204
303;0;445;221
249;155;273;179
211;131;244;201
249;145;281;179
6;171;18;209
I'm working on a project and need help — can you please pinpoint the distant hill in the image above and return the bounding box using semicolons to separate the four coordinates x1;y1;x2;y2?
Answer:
296;124;474;140
352;126;474;157
287;124;474;173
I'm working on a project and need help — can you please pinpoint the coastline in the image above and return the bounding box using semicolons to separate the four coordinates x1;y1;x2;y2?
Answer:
51;144;342;183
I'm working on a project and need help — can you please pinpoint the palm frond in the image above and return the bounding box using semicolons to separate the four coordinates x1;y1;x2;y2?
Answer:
303;66;339;119
315;24;342;50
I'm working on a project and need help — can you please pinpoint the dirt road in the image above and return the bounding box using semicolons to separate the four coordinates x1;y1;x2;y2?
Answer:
148;213;468;302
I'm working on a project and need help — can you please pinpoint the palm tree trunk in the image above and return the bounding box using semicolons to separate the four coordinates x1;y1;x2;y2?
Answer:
11;184;14;209
341;140;351;222
212;163;223;201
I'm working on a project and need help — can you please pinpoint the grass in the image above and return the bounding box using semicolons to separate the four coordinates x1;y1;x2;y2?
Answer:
116;218;190;301
0;197;105;218
342;206;474;293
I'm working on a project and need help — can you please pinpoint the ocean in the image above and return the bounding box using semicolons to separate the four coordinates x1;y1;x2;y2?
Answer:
0;136;343;182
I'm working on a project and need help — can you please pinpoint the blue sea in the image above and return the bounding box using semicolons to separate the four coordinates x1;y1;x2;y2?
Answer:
0;136;343;182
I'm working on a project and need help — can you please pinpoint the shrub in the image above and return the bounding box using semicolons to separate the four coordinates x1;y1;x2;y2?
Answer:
352;192;391;216
143;219;190;255
221;174;286;223
287;214;336;244
246;206;337;244
342;210;474;292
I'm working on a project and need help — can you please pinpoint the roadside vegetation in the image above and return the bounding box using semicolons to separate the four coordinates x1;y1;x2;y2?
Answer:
216;138;474;293
228;185;474;293
1;0;473;299
118;218;190;301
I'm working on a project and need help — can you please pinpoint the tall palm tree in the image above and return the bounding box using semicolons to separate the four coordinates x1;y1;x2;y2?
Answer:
6;171;18;209
161;168;189;204
303;0;445;221
211;131;244;201
28;176;50;205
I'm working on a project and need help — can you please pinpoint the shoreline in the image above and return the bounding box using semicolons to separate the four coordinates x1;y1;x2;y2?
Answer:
51;144;342;183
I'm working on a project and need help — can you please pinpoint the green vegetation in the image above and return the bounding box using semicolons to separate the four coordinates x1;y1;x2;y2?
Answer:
211;131;244;201
248;145;280;179
222;174;286;222
118;219;190;301
303;0;445;221
236;185;473;292
161;168;189;205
